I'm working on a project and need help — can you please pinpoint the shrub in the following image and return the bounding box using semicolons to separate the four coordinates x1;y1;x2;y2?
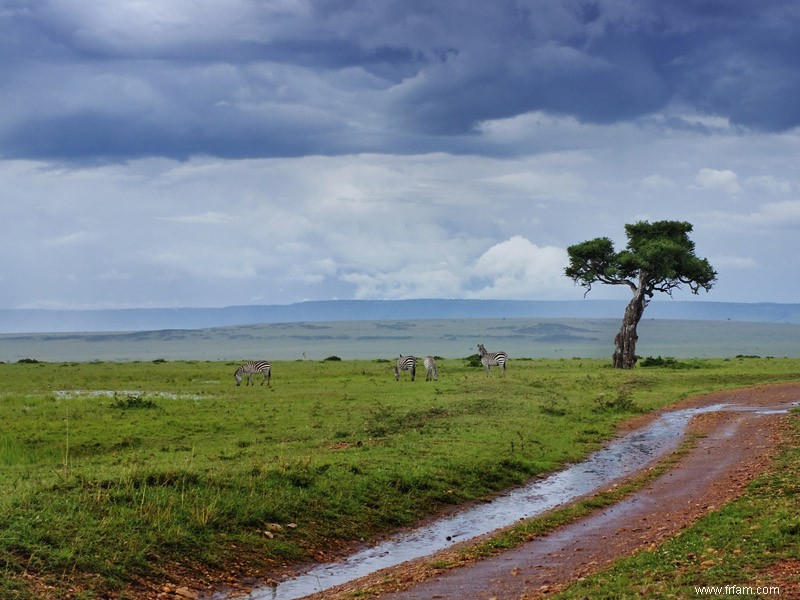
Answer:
639;355;678;368
593;388;637;412
465;354;482;368
109;394;159;410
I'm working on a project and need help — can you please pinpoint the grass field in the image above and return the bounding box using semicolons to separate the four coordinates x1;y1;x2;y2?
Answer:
0;355;799;598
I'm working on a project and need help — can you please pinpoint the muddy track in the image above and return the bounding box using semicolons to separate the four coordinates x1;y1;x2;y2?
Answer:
299;382;800;600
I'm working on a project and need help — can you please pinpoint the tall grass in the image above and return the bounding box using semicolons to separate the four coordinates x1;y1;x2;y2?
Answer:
0;356;798;598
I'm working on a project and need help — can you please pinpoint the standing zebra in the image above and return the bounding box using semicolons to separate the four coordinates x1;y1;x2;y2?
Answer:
424;356;438;381
234;361;271;386
394;355;417;381
477;344;507;377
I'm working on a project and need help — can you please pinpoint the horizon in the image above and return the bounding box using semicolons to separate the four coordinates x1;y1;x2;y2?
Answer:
3;316;799;363
3;298;800;336
2;297;799;312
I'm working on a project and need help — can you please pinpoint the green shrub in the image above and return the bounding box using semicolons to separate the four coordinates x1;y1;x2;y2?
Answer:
639;355;678;367
109;394;158;410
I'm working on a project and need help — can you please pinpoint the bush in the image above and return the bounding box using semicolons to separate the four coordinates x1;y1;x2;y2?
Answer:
465;354;482;368
639;355;678;368
593;388;637;412
640;356;708;370
323;355;342;361
109;394;159;410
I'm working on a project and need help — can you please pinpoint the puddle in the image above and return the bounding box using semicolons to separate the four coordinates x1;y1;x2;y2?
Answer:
54;389;203;400
243;401;797;600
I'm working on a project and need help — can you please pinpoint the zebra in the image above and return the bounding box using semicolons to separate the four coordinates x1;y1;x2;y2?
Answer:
394;355;417;381
234;361;271;386
477;344;507;377
424;356;438;381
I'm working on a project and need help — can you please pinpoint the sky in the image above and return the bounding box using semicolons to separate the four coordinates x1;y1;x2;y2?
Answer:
1;0;799;310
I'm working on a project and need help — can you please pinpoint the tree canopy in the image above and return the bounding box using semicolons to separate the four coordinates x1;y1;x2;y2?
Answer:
565;221;717;299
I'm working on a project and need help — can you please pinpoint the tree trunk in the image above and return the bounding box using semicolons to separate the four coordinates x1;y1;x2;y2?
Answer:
613;287;648;369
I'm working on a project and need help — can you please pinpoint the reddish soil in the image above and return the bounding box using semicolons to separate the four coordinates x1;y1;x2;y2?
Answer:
297;382;800;600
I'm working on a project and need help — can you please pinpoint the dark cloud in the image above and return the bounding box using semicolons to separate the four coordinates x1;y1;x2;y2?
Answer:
4;105;357;162
1;0;799;162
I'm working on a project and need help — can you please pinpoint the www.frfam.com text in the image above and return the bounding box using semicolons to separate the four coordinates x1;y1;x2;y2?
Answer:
695;584;781;596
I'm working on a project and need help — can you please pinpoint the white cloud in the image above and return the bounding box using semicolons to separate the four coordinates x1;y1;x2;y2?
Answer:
693;168;742;194
744;175;793;194
640;174;675;190
481;169;588;203
340;267;463;300
468;236;572;300
751;200;800;225
711;200;800;229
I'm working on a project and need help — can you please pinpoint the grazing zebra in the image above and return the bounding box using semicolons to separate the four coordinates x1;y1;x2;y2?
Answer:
477;343;507;377
424;356;438;381
394;355;417;381
234;361;271;386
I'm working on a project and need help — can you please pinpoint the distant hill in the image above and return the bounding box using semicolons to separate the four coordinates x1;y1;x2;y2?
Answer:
1;299;799;334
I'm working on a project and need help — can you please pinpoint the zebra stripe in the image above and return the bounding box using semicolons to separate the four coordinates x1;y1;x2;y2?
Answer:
394;355;417;381
477;344;507;377
234;360;271;386
424;356;438;381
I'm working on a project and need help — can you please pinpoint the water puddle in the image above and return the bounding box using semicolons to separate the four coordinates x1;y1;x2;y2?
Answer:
244;401;797;600
54;389;203;400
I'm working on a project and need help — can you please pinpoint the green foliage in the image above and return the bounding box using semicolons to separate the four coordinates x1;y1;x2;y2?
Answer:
565;220;717;297
0;358;798;598
592;387;638;412
639;355;678;367
465;353;482;368
639;356;709;370
323;355;342;361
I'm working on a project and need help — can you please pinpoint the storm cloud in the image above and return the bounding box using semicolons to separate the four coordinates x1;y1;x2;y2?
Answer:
4;0;800;161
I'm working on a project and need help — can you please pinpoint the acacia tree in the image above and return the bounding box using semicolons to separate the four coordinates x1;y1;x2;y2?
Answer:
565;220;717;369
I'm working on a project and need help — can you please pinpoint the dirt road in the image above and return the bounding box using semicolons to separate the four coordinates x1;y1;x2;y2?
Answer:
306;382;799;600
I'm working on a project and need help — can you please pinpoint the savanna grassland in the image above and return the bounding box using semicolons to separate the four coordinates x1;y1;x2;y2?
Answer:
1;356;799;599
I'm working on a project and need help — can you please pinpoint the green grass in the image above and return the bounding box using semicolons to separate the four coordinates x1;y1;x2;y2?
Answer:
0;356;798;598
